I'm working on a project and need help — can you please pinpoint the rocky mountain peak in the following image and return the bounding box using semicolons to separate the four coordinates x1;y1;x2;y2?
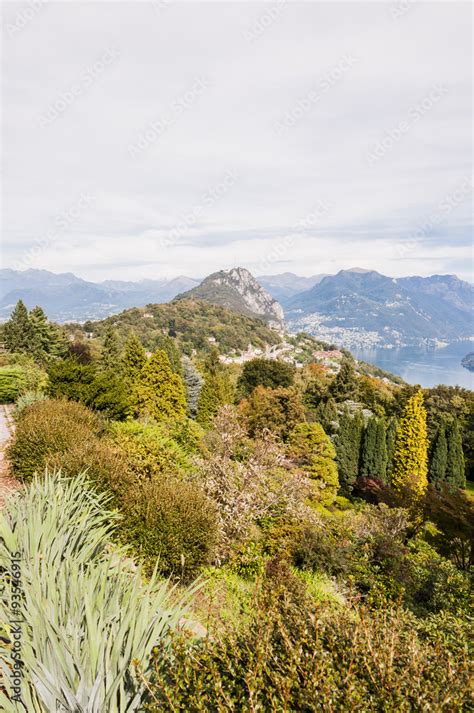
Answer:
176;266;285;331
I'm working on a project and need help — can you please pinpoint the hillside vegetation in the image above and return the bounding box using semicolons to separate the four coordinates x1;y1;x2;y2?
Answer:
82;298;281;354
0;299;472;710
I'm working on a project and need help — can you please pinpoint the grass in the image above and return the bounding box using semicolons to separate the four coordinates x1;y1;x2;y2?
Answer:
463;480;474;501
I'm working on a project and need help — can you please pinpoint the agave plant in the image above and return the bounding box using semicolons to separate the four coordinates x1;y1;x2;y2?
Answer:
0;471;198;712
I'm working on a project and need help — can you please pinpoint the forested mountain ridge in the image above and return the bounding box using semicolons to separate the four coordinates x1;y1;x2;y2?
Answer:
285;269;473;347
82;298;281;354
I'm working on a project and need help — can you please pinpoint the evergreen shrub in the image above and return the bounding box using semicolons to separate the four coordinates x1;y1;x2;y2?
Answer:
120;477;219;579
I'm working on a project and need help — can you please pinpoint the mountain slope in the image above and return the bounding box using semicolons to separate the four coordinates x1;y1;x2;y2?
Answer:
86;299;281;354
176;267;285;330
286;270;473;346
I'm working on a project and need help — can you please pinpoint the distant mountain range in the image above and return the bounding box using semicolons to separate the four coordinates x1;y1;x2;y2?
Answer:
284;269;473;348
0;269;200;322
1;267;472;348
256;273;328;302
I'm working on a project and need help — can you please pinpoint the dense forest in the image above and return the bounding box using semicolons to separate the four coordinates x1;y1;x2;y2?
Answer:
0;299;472;711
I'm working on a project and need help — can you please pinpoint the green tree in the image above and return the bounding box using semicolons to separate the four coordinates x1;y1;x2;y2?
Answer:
392;390;429;499
196;350;234;427
47;359;130;420
100;326;120;371
289;423;339;505
29;306;67;363
182;356;203;418
3;300;34;354
385;416;398;481
445;420;466;489
237;358;295;398
330;358;359;402
134;350;186;421
334;408;363;490
241;386;305;440
122;331;146;381
429;425;448;487
360;417;388;481
315;397;338;435
155;335;183;376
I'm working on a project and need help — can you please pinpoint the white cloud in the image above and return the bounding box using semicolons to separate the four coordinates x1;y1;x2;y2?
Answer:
2;1;472;281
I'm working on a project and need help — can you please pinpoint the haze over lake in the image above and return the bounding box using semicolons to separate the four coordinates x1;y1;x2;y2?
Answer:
353;341;474;389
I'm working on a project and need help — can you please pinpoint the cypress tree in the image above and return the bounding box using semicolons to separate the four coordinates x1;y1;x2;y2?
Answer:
330;357;359;402
316;397;338;435
391;389;429;499
101;325;120;370
182;356;203;418
196;370;233;426
429;424;448;486
289;422;339;505
156;335;183;376
3;300;34;354
445;420;466;488
196;349;234;426
385;416;398;482
335;407;363;490
134;349;186;420
360;416;388;481
122;331;146;381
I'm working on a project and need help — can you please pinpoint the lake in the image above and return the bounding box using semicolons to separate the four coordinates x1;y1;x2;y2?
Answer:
353;341;474;389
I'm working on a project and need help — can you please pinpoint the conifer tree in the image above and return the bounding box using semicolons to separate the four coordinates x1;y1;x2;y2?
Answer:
289;422;339;505
445;420;466;488
316;397;338;435
29;306;67;362
122;331;146;381
100;325;120;370
134;349;186;420
196;349;234;426
391;389;429;499
429;424;448;486
156;335;183;376
330;357;359;402
182;356;203;418
334;407;363;490
3;300;34;354
360;417;388;481
385;416;398;482
242;386;305;440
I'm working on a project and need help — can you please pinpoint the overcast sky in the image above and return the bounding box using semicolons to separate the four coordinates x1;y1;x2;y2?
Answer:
2;1;472;282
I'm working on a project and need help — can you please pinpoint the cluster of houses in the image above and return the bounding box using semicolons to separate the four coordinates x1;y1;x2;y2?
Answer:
218;339;344;371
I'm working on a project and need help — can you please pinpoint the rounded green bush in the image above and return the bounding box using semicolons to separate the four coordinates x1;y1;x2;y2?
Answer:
120;477;219;580
7;399;103;481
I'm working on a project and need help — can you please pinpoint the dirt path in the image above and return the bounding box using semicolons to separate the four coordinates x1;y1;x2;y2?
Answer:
0;405;21;507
